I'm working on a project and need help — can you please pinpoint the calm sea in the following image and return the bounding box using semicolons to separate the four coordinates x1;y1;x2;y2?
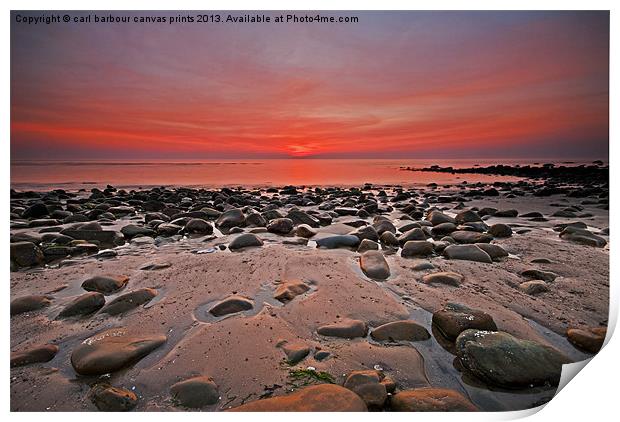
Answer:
10;158;593;191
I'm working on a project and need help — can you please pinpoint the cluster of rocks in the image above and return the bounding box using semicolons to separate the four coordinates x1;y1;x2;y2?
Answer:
10;179;608;273
9;180;609;412
10;274;157;318
230;370;477;412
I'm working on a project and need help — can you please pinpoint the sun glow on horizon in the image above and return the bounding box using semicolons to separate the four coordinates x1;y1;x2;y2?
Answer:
10;11;609;160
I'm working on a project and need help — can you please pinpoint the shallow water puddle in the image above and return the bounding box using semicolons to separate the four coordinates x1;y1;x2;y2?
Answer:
192;283;285;324
366;276;579;411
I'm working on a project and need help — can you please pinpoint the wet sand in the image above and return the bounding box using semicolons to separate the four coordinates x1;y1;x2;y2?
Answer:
9;180;609;411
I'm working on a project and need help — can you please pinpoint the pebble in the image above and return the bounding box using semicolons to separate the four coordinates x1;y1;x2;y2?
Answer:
10;241;45;267
359;250;390;280
58;292;105;317
519;280;549;295
560;226;607;247
475;243;508;260
140;262;172;270
427;211;456;226
370;320;430;342
280;341;311;364
100;288;158;315
267;218;294;234
432;303;497;340
11;344;59;367
397;228;427;245
421;271;464;287
90;384;138;411
11;295;52;316
185;218;214;235
401;240;434;257
295;224;317;238
412;261;434;271
317;318;367;338
315;234;360;249
443;244;493;263
215;208;246;230
357;238;379;253
488;223;512;237
170;376;220;408
521;269;557;282
209;295;254;316
81;275;129;295
343;370;388;409
273;280;310;303
228;233;263;250
450;230;493;244
71;328;166;375
566;326;606;353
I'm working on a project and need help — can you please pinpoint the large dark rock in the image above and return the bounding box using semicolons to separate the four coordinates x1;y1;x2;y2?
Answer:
10;241;45;267
215;208;246;230
22;202;49;218
455;330;571;388
185;218;214;234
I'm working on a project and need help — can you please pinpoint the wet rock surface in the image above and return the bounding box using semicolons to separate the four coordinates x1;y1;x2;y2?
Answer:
71;328;166;376
81;275;129;295
317;319;368;339
170;376;220;408
432;303;497;340
11;295;52;316
11;344;59;367
90;384;138;411
209;295;254;317
359;250;390;279
58;292;106;317
455;330;571;388
229;384;367;412
370;320;430;342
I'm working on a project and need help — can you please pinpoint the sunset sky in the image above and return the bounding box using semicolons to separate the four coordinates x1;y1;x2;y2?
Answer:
11;11;609;160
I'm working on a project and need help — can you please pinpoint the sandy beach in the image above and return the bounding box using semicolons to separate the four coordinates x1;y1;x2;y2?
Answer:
9;175;609;412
